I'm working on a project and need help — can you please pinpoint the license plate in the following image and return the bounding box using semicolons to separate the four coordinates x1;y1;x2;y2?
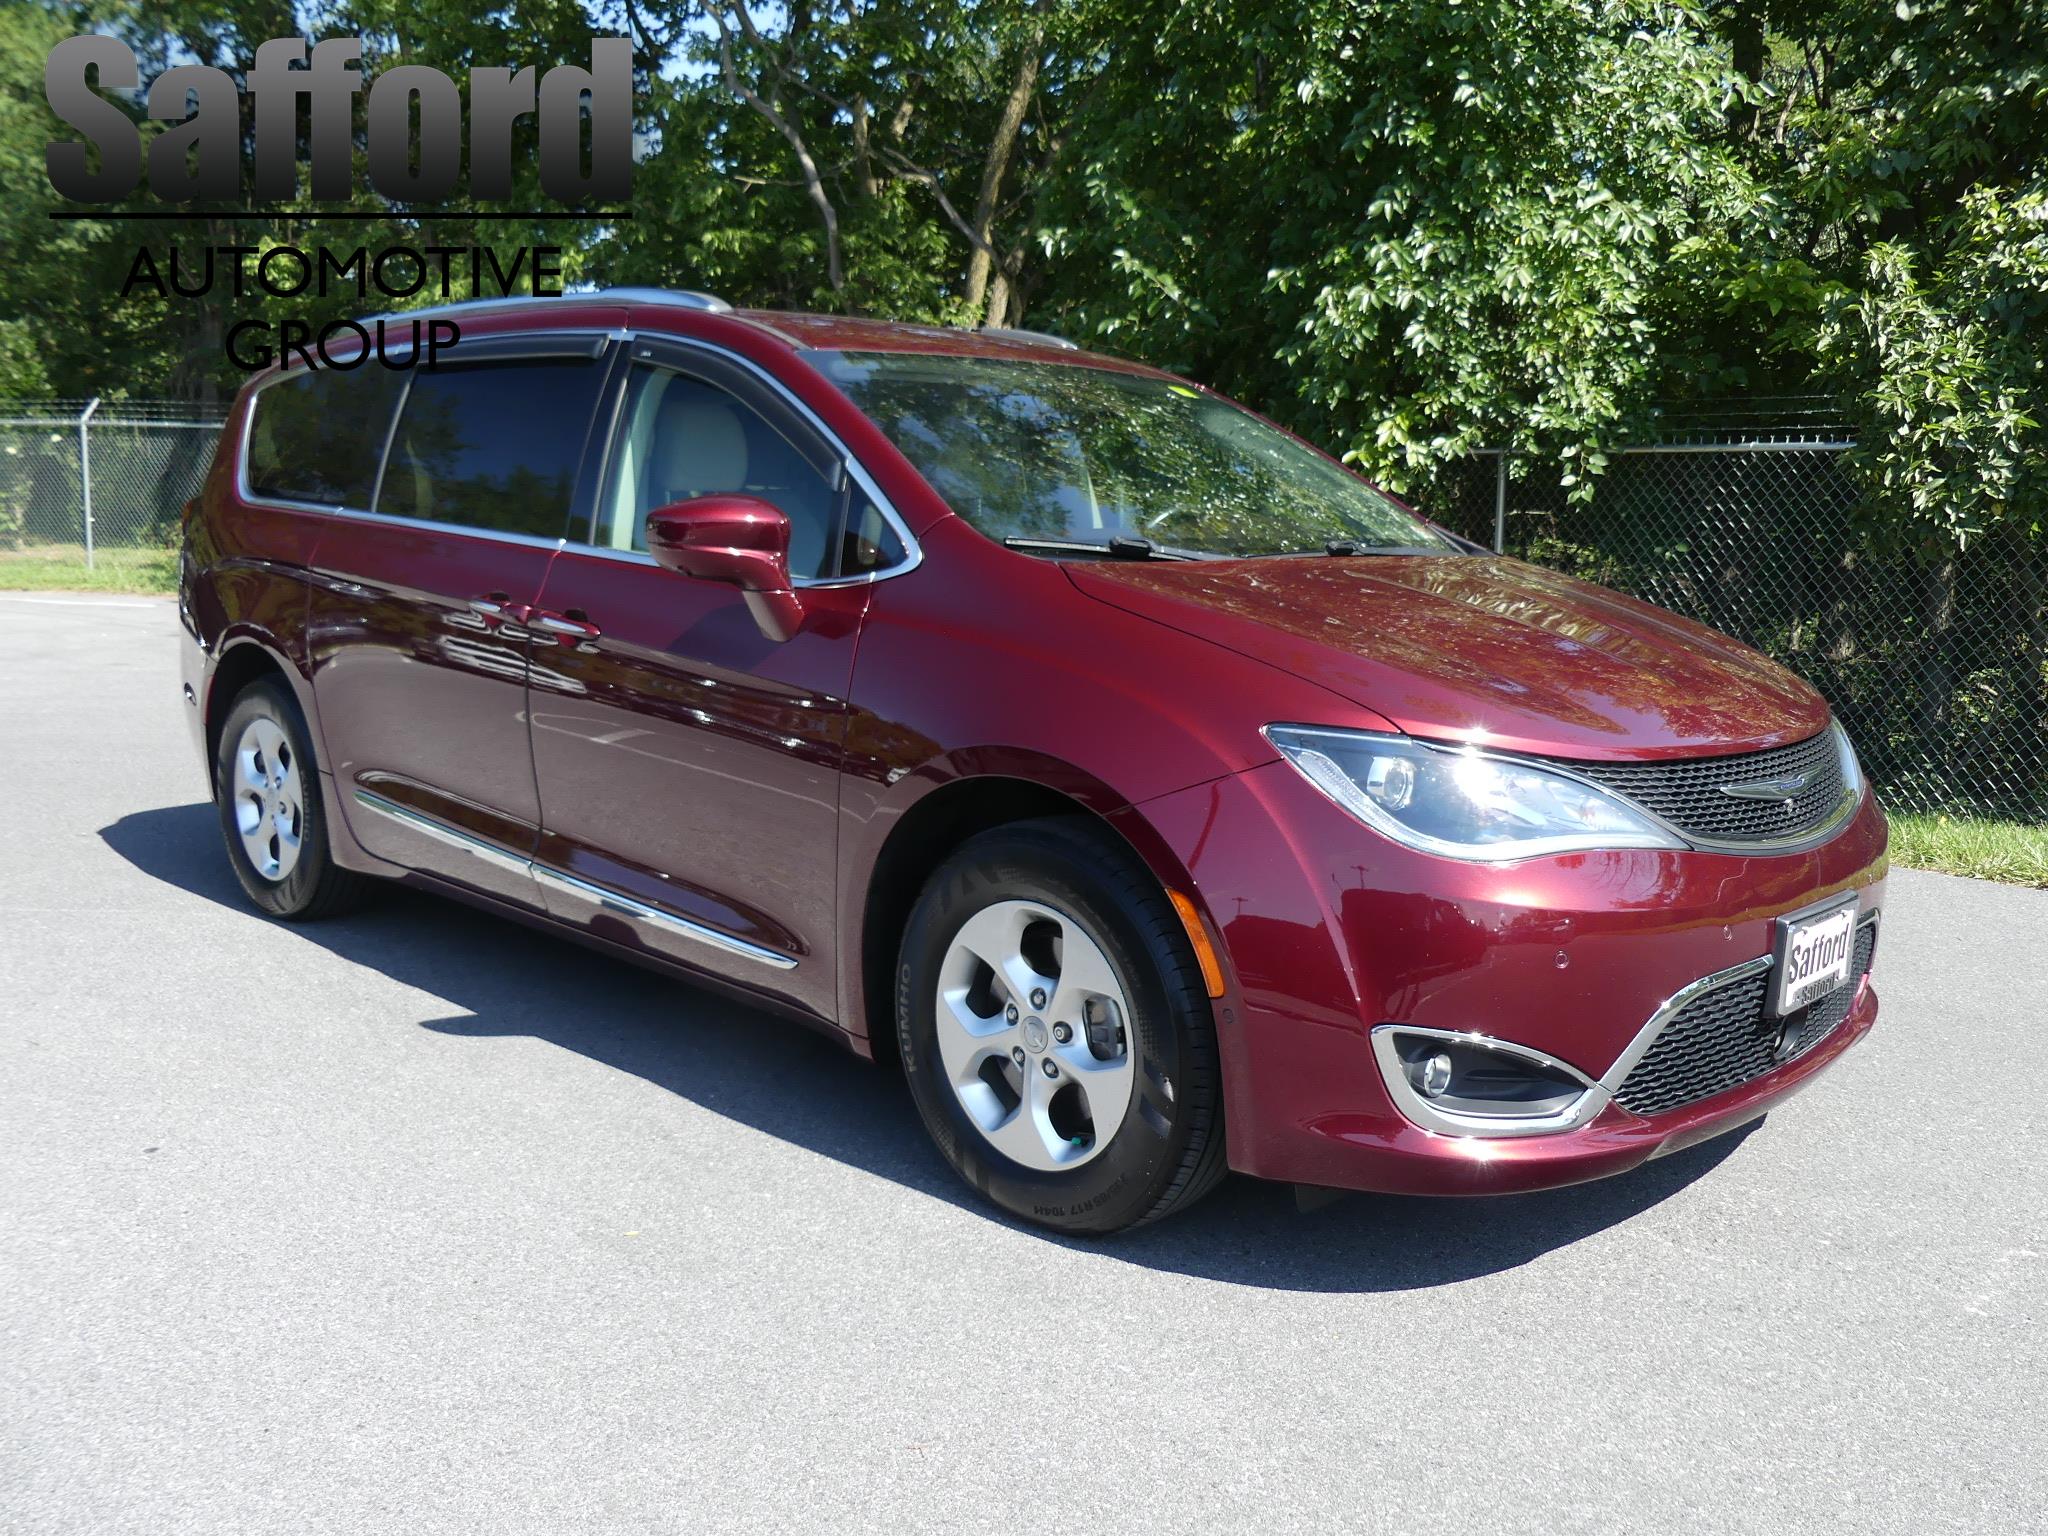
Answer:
1772;899;1858;1016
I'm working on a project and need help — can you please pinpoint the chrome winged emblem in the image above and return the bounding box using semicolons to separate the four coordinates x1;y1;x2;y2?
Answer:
1717;771;1813;803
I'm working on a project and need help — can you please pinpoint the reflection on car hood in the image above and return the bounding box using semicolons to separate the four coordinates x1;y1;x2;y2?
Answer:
1066;555;1831;758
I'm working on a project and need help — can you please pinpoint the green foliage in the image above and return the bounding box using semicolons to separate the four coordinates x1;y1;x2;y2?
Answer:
1772;0;2048;552
1041;0;1762;499
1816;196;2048;553
0;3;103;397
0;0;2042;561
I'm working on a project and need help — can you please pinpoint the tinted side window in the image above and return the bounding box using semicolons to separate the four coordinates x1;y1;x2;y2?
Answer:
245;368;403;507
592;363;842;579
841;492;908;575
379;358;606;538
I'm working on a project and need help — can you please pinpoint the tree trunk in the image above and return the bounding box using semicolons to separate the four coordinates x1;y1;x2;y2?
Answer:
850;95;878;200
962;8;1047;321
714;7;845;290
1725;0;1766;138
987;247;1033;327
1916;550;1959;749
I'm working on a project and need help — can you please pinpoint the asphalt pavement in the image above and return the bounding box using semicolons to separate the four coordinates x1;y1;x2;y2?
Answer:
2;592;2042;1534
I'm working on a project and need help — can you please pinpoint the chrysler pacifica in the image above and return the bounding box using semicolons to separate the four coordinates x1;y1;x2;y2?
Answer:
179;288;1887;1233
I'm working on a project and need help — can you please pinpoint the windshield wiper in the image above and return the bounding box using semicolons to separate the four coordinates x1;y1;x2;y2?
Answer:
1001;534;1211;561
1321;539;1456;557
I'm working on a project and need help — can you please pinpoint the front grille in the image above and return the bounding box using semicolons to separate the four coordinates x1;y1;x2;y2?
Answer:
1544;729;1846;846
1614;920;1877;1118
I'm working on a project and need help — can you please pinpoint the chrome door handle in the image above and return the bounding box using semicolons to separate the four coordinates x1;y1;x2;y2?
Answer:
530;611;601;643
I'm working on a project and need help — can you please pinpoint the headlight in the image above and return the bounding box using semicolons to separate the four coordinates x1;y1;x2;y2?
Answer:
1264;725;1684;861
1830;720;1864;799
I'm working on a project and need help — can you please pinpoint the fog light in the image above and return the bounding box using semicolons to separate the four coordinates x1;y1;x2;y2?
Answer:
1377;1027;1599;1135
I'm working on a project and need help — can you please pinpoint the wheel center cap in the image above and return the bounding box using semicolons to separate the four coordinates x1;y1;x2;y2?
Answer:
1021;1016;1049;1053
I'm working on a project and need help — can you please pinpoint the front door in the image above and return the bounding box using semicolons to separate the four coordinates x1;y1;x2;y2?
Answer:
524;340;872;1020
307;335;613;907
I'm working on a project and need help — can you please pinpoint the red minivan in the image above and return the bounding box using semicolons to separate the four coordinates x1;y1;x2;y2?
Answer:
180;288;1886;1233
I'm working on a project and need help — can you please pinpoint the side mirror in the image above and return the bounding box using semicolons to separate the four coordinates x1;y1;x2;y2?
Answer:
645;495;806;642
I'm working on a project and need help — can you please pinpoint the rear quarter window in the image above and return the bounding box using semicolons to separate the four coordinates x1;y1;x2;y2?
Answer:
244;368;403;508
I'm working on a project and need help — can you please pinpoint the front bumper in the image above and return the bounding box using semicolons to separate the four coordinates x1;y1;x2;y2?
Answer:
1298;971;1877;1195
1138;758;1889;1195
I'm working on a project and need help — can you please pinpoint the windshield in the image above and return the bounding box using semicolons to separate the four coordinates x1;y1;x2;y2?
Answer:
809;351;1458;558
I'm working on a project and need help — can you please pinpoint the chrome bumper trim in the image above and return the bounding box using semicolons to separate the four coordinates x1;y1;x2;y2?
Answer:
1371;904;1877;1140
1368;1024;1609;1139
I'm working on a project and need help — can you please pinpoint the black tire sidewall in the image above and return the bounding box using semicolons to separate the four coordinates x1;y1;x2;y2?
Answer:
213;680;337;918
896;823;1209;1233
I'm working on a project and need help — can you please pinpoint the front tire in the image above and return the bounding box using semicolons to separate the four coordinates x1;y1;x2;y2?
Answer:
213;679;368;920
896;817;1226;1234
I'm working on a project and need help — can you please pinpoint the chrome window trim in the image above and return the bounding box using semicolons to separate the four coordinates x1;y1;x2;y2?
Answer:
233;326;924;585
235;330;618;540
610;331;924;587
352;789;797;971
1369;1024;1609;1139
318;505;572;553
1270;724;1863;860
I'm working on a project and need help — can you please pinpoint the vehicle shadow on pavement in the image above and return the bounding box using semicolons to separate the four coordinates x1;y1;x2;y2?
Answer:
103;801;1756;1295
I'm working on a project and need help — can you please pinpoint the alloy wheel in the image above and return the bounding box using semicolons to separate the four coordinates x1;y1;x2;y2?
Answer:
232;716;304;882
933;898;1137;1171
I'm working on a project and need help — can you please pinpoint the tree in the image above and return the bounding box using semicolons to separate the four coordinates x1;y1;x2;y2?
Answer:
1036;0;1763;497
604;0;1073;324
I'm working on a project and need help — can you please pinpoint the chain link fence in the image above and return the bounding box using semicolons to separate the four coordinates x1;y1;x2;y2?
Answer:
0;399;228;572
1428;432;2048;824
3;395;2041;823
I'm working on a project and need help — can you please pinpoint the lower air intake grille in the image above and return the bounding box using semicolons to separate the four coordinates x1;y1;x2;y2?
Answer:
1614;921;1877;1118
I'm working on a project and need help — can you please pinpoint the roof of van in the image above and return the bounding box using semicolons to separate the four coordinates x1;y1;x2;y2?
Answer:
364;288;1136;369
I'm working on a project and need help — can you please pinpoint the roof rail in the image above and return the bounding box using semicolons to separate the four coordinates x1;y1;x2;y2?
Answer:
361;287;734;327
360;293;563;326
979;325;1079;351
593;286;733;313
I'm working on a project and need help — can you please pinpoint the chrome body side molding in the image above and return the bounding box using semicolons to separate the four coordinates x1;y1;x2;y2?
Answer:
350;789;796;972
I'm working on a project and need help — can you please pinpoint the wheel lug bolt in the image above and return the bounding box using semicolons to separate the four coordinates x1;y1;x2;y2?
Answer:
1030;988;1047;1008
1041;1058;1058;1079
1005;1004;1019;1024
1052;1022;1072;1043
1011;1047;1026;1067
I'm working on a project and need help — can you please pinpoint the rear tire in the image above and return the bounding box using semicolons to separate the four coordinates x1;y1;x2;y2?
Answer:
896;816;1226;1234
213;679;369;921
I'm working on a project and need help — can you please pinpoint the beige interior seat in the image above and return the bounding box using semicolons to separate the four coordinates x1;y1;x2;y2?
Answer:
635;392;750;549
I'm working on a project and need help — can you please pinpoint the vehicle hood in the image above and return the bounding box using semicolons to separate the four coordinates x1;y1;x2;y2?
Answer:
1065;555;1830;759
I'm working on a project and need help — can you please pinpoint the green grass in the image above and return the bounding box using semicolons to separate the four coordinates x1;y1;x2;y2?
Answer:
1889;812;2048;889
0;544;177;593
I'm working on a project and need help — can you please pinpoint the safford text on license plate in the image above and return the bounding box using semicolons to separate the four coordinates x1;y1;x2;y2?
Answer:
1775;902;1857;1015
